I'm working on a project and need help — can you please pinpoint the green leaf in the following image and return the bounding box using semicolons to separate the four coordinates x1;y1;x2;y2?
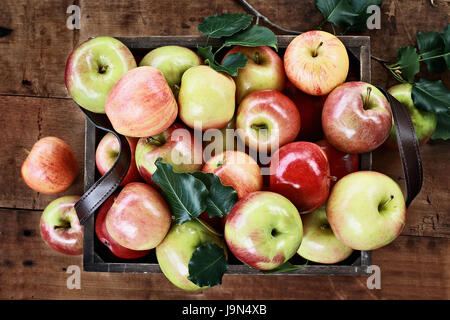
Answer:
209;52;247;76
417;30;447;74
441;24;450;69
188;243;228;287
224;25;278;51
197;45;215;65
260;261;308;274
191;172;238;218
315;0;359;30
198;13;253;38
431;112;450;140
391;46;420;83
412;78;450;114
151;158;208;224
348;0;382;31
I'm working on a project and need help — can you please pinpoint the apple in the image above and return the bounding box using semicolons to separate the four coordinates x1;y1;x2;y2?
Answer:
223;46;285;103
95;133;141;186
270;141;331;213
156;220;227;291
297;205;353;264
178;65;236;131
284;30;349;96
284;80;327;141
65;36;137;113
139;45;202;96
21;136;79;194
95;193;150;259
322;81;392;154
225;191;303;270
385;83;438;148
105;182;172;251
135;122;203;184
105;66;178;137
316;139;359;187
202;151;262;199
40;195;83;255
236;89;301;152
327;171;406;250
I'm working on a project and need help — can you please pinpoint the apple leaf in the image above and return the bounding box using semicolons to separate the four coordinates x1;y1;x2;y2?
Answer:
417;30;447;74
197;45;216;65
209;52;248;77
348;0;382;31
198;13;253;38
259;261;308;274
151;158;208;224
224;25;278;51
389;46;420;83
441;24;450;69
431;112;450;140
191;172;238;218
412;78;450;114
315;0;359;30
188;243;228;288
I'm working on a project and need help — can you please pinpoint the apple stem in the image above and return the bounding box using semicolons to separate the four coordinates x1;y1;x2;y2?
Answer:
255;51;260;64
22;147;31;155
329;175;337;182
146;136;163;146
312;42;323;57
379;195;394;212
363;87;372;110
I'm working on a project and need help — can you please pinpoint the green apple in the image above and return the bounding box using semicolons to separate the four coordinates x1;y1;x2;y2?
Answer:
139;45;202;96
386;83;437;148
65;36;137;113
327;171;406;250
297;205;353;264
178;65;236;131
156;220;226;291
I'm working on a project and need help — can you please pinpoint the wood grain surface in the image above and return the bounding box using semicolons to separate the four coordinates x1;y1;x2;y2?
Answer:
0;0;449;300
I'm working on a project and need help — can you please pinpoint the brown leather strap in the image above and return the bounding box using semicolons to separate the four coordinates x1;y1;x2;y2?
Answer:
74;104;131;225
376;86;423;208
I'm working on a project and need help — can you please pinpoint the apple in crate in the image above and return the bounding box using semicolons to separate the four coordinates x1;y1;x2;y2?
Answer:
21;137;79;194
270;141;331;213
156;220;227;291
178;65;236;130
40;196;83;255
236;90;301;152
223;46;285;103
105;66;178;137
139;45;202;96
105;182;172;251
95;193;150;259
327;171;406;250
297;205;353;264
322;82;392;154
225;191;303;271
284;30;348;96
135;122;203;184
65;36;137;113
95;133;141;186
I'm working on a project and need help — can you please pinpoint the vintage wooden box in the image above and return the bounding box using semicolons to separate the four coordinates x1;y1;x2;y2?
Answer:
82;35;372;275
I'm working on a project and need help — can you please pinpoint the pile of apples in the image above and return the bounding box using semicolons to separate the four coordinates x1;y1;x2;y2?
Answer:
21;30;408;291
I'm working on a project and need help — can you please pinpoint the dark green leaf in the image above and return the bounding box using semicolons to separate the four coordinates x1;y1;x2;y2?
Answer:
348;0;382;31
191;172;239;218
151;158;208;224
315;0;359;29
412;78;450;114
197;45;216;65
224;25;278;51
260;261;308;274
431;112;450;140
393;46;420;83
417;30;446;74
441;24;450;69
188;243;228;287
209;52;248;76
198;13;253;38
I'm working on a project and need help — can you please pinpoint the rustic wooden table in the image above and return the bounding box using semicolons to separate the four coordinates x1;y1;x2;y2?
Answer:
0;0;449;300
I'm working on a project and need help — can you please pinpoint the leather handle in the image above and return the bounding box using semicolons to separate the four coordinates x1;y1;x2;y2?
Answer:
376;86;423;208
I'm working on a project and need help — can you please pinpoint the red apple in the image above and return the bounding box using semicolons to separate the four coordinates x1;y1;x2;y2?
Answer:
40;196;83;255
105;66;178;137
284;30;349;96
223;46;285;103
95;193;150;259
202;151;263;199
21;137;79;194
105;182;172;250
322;82;392;154
284;80;327;141
95;133;141;186
270;141;331;213
236;90;301;152
135;122;203;185
316;140;359;187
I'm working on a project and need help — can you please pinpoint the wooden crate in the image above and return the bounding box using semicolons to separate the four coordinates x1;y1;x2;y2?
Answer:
82;35;373;275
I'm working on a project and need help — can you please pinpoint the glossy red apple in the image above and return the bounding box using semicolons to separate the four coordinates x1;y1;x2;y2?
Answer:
322;82;392;154
105;66;178;137
95;193;150;259
270;141;331;213
236;90;301;152
95;133;141;186
21;137;79;194
105;182;172;250
316;140;359;187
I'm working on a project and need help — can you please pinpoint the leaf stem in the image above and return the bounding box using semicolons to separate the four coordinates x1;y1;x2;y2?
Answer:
418;52;450;62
